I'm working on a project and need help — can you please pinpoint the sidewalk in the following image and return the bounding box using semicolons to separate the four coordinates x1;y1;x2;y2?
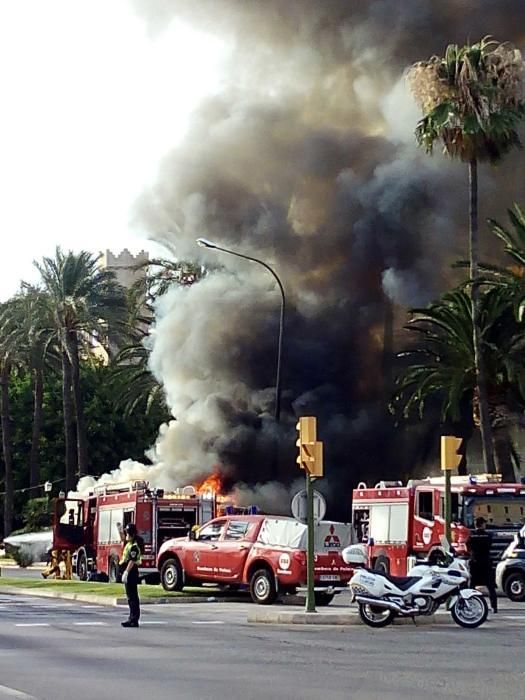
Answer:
0;563;46;570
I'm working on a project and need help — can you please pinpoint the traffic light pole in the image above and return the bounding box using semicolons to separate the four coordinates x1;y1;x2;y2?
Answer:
441;435;462;547
305;472;316;613
444;468;452;545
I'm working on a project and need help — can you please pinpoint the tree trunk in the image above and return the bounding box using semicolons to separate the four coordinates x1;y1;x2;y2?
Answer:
0;363;14;537
492;424;517;483
62;350;77;492
68;332;89;478
469;158;496;473
29;360;44;490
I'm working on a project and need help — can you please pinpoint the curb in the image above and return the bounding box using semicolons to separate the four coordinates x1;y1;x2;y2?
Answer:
0;586;122;606
247;610;444;626
0;586;247;607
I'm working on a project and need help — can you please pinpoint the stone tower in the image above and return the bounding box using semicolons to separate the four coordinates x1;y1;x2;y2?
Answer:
99;249;149;289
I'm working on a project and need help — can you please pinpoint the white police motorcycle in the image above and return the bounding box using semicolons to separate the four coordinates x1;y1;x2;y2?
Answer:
343;539;488;629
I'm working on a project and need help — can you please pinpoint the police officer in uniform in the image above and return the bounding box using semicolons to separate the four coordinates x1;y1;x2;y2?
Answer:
467;516;498;613
120;523;142;627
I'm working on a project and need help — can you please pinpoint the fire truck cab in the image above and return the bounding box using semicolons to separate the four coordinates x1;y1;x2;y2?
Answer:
352;475;525;576
52;480;217;583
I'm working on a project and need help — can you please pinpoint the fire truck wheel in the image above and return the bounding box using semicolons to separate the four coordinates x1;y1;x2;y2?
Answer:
373;555;390;574
108;556;120;583
504;572;525;601
314;592;335;606
428;549;446;566
250;568;277;605
160;558;184;592
76;549;88;581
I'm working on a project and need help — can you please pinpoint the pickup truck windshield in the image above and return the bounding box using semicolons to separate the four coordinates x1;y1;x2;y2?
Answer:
463;496;525;529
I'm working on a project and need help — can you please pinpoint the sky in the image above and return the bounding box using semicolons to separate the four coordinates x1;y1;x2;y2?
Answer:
0;0;228;300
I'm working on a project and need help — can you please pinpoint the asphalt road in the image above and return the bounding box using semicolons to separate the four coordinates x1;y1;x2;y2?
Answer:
0;592;525;700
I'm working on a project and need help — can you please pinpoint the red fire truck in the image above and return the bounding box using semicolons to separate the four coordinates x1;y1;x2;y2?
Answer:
352;475;525;576
52;480;217;582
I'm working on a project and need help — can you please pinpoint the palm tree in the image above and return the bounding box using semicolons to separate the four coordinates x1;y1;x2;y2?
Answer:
0;298;24;536
486;204;525;315
0;286;59;490
111;342;167;418
391;287;525;481
110;257;204;419
130;257;205;308
35;248;128;489
407;37;525;473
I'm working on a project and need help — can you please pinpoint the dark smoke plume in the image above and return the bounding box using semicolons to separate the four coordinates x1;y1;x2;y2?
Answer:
113;1;525;516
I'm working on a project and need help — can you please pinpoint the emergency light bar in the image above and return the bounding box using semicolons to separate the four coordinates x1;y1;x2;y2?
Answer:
430;474;502;486
93;480;149;495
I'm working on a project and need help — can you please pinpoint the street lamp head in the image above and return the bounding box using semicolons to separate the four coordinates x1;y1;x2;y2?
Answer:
196;238;218;249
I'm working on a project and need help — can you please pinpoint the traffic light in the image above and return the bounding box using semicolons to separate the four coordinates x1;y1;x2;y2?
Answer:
441;435;463;471
296;416;324;478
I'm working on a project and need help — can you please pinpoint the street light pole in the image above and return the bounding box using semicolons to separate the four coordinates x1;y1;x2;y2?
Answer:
196;238;285;422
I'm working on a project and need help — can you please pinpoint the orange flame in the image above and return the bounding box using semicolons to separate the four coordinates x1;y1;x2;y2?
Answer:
196;472;224;496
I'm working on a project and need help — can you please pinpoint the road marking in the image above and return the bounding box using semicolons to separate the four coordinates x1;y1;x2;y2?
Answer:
73;622;107;626
191;621;225;625
15;623;50;628
46;603;74;608
81;605;103;609
0;683;37;699
503;615;525;620
140;621;167;625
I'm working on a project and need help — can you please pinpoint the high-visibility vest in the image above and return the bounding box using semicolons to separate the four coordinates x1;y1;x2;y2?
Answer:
119;540;142;566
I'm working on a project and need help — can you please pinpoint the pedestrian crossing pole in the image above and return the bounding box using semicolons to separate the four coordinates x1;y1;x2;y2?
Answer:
296;417;324;613
441;436;463;544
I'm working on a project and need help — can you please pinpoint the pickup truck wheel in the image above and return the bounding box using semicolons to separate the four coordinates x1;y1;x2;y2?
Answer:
314;592;335;606
161;558;184;592
250;569;277;605
504;572;525;601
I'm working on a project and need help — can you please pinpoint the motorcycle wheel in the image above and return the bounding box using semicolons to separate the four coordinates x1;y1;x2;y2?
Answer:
358;603;395;628
450;595;488;629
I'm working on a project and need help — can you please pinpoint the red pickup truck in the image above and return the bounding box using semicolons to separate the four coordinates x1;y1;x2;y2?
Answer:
157;514;355;605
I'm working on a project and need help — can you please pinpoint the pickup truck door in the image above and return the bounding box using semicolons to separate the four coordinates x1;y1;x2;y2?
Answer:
213;520;253;582
185;519;226;580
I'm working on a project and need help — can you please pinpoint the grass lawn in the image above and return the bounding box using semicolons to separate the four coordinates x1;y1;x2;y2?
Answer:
0;577;223;599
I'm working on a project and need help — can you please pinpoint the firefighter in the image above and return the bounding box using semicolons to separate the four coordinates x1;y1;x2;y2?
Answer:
467;516;498;614
120;523;142;628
